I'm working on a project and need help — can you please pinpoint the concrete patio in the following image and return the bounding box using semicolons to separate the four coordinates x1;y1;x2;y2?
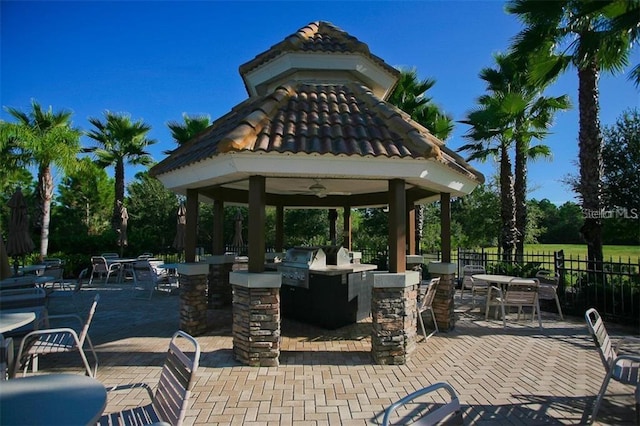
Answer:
32;281;639;425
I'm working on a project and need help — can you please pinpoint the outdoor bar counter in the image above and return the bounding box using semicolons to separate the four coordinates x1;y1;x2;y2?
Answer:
276;247;377;329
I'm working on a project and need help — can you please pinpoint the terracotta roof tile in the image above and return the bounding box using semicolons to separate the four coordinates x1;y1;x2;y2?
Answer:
238;21;398;84
150;82;478;180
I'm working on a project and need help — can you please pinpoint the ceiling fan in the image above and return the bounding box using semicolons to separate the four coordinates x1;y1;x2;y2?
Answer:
283;179;351;198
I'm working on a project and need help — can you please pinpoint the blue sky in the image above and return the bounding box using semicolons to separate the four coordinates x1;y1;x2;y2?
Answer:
2;1;638;205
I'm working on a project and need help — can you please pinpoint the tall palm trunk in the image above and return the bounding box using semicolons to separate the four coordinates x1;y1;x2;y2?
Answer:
514;137;527;263
113;159;126;230
37;164;54;261
499;144;517;263
578;61;604;268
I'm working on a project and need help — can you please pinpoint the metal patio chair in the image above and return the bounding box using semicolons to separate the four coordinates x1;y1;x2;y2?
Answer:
459;264;488;305
99;330;201;426
585;308;640;424
485;278;542;330
14;294;100;378
417;278;440;341
536;269;564;320
382;381;462;425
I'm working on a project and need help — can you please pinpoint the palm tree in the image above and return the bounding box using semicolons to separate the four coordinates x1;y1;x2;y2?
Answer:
85;111;156;229
165;114;211;154
506;0;639;265
388;69;455;252
479;54;571;261
459;97;518;261
2;101;81;260
388;69;454;141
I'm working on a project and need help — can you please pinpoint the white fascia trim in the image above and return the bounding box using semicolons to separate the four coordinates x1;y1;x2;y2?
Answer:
156;153;479;196
243;52;397;99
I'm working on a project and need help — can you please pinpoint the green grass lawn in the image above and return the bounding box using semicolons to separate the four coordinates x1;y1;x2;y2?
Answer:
482;244;639;263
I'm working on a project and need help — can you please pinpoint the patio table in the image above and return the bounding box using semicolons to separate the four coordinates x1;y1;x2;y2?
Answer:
0;276;38;290
472;274;518;288
0;312;36;334
17;264;46;276
0;373;107;425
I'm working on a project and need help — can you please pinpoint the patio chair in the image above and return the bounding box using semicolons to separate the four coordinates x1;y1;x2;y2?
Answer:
45;268;87;314
41;258;66;290
381;381;462;425
536;270;564;320
99;330;201;426
459;264;488;305
89;256;121;286
14;294;100;378
485;278;542;330
0;335;14;380
417;278;440;341
584;308;640;424
132;260;157;300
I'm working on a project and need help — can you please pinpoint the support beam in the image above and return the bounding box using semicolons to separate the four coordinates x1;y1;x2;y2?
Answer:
342;207;351;250
407;204;416;255
440;192;451;263
212;199;224;255
388;179;406;273
328;209;338;245
185;189;199;263
275;205;284;253
248;176;266;272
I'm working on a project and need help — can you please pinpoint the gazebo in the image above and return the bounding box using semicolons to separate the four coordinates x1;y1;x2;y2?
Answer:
150;21;484;366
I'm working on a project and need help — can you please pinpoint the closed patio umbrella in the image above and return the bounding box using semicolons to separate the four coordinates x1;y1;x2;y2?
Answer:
6;188;35;273
172;203;186;254
0;236;11;279
232;210;244;247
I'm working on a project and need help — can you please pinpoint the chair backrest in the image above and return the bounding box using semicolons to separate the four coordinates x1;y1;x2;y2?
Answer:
133;260;156;282
461;265;485;288
382;381;461;426
152;331;201;425
585;308;615;371
91;256;108;273
536;270;559;286
504;278;539;305
419;278;440;312
44;260;64;280
78;294;100;346
101;253;118;258
73;268;88;293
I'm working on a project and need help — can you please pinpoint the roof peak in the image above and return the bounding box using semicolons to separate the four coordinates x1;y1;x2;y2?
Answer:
238;21;399;99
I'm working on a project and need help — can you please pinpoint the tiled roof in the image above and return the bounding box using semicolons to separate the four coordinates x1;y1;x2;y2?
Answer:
239;21;399;83
150;82;481;182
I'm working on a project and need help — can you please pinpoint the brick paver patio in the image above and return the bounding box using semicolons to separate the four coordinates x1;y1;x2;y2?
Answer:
31;281;639;425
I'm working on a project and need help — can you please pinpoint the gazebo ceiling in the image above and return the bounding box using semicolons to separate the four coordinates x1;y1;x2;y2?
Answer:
150;21;484;207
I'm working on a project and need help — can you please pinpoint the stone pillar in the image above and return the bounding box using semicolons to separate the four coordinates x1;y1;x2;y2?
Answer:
202;254;248;308
371;271;420;365
428;262;457;332
230;271;282;367
177;263;209;336
406;254;424;278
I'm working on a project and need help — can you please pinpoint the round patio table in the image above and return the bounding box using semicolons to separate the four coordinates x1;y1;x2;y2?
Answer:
0;373;107;425
0;312;36;334
472;274;518;286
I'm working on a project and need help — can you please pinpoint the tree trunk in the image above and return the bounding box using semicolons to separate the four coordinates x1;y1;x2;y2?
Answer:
113;158;126;230
577;62;604;268
514;136;527;264
499;144;517;263
37;164;53;261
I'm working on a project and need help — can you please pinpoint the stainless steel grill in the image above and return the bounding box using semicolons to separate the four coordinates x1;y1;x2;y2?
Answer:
278;247;326;289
